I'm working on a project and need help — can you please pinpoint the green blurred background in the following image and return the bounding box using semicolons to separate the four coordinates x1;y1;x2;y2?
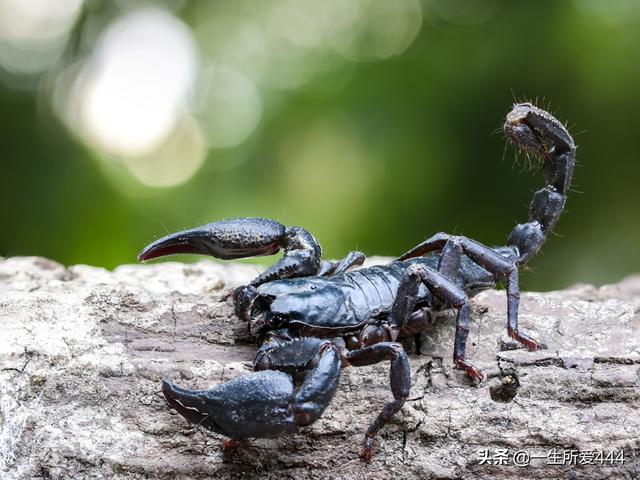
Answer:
2;0;639;291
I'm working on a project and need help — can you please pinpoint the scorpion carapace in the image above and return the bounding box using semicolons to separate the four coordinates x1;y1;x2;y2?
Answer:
139;103;576;461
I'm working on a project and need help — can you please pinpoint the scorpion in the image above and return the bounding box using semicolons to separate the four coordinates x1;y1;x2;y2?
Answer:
138;103;575;461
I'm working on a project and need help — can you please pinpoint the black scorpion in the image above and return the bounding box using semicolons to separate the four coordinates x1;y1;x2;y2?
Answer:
139;103;575;461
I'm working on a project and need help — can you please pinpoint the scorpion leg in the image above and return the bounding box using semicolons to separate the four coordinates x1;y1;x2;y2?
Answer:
390;238;460;335
162;337;341;445
256;336;411;462
397;240;461;348
505;268;544;350
389;263;483;380
398;233;514;276
318;251;366;276
396;307;435;343
399;233;545;350
390;239;462;329
344;342;410;462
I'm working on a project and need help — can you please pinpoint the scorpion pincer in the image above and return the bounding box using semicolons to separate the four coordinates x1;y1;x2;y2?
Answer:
139;103;576;461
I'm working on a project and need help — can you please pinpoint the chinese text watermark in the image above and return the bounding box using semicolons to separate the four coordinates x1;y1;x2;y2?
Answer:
477;448;625;467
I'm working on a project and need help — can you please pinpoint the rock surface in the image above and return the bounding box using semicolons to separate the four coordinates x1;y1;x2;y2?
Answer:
0;256;639;479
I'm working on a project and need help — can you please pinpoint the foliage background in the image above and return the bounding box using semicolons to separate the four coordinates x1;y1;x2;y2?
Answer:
2;0;639;290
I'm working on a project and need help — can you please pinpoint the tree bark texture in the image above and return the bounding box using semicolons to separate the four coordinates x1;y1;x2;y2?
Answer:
0;256;638;479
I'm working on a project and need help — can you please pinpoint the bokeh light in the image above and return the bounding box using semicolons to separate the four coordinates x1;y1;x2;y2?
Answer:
45;1;427;189
195;15;269;85
0;0;82;78
322;0;423;61
122;114;206;188
429;0;496;25
572;0;640;25
4;0;640;292
195;65;262;149
76;8;199;158
277;118;377;227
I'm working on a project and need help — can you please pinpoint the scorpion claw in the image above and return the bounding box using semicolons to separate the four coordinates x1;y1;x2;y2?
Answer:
138;218;287;262
138;217;323;291
162;371;300;440
162;380;210;426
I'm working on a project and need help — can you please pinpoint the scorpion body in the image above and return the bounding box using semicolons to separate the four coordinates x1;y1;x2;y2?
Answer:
248;253;493;336
139;103;575;461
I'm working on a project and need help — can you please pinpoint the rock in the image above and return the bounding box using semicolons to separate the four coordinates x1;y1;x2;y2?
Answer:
0;256;638;479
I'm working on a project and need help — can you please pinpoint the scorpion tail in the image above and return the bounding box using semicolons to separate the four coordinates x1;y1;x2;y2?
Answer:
503;103;576;265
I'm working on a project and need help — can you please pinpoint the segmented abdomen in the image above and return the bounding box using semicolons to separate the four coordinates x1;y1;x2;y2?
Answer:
342;263;414;320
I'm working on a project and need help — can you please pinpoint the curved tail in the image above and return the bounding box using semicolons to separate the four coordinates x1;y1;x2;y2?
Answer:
503;103;576;265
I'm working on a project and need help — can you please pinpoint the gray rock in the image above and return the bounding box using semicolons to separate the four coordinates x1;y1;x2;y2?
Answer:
0;256;638;479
